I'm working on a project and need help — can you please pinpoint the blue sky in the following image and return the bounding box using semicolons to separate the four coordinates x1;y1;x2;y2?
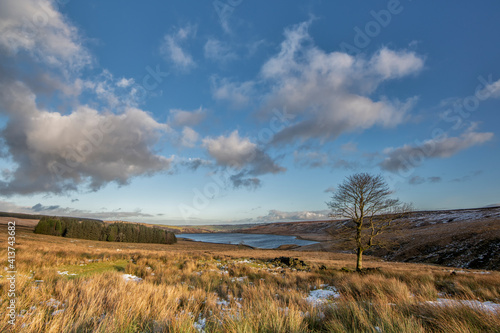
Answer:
0;0;499;224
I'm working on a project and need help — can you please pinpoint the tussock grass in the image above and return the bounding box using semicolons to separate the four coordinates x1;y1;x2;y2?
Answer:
1;223;499;332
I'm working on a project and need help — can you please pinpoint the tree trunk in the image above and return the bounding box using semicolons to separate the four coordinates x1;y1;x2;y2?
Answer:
355;219;363;271
356;247;363;271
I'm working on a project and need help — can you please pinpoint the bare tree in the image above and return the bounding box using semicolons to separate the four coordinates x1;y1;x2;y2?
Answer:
327;173;411;271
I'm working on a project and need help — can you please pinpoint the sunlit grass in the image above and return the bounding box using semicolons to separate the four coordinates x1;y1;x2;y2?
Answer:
0;223;499;332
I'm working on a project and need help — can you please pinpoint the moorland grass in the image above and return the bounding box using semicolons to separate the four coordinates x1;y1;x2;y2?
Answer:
0;223;499;332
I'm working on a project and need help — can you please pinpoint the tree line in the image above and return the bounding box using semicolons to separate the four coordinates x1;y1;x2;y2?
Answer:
34;216;177;244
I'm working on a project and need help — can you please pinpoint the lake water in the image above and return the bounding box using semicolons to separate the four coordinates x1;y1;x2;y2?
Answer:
176;233;318;249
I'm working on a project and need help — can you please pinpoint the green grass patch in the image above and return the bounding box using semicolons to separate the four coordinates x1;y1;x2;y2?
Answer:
58;259;128;277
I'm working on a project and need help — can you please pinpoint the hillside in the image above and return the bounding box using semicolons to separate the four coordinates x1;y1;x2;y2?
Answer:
238;207;500;271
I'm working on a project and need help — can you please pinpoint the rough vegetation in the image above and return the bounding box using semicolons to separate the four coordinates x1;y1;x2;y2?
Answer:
1;219;500;332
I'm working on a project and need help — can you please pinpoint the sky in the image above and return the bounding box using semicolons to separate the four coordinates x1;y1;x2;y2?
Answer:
0;0;499;225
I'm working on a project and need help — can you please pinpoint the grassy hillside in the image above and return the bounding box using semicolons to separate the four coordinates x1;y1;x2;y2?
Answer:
239;207;500;271
1;219;500;332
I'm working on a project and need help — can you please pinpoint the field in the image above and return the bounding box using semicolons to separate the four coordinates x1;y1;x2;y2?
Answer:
1;218;500;332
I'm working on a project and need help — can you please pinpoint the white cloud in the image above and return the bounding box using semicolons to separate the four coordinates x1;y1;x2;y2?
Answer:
0;0;91;71
257;21;424;144
369;48;425;80
379;126;493;172
202;130;258;169
202;131;285;188
160;25;196;71
204;38;237;62
169;107;207;127
179;127;199;148
211;76;255;109
87;70;144;109
478;77;500;99
117;77;134;88
256;209;330;222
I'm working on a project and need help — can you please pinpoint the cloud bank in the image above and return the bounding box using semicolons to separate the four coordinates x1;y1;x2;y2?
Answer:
380;127;493;173
258;21;424;145
0;0;174;195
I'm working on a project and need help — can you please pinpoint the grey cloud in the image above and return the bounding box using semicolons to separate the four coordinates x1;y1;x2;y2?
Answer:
451;170;482;183
341;142;358;152
0;84;172;195
0;0;174;196
230;172;261;190
408;176;441;185
380;129;493;173
428;176;442;183
169;107;207;127
176;157;213;171
31;203;60;212
324;186;336;193
409;176;425;185
0;200;154;220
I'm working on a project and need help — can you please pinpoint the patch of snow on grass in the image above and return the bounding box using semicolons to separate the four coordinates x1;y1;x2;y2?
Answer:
193;317;206;332
231;276;248;283
236;259;253;264
305;286;340;305
425;298;500;313
216;299;230;307
122;274;143;283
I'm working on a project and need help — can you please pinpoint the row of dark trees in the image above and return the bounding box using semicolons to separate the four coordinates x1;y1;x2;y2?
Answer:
34;216;177;244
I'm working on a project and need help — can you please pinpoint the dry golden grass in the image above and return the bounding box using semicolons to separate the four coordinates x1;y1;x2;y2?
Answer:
0;222;499;332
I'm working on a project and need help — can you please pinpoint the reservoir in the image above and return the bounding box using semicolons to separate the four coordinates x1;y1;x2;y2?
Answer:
176;233;318;249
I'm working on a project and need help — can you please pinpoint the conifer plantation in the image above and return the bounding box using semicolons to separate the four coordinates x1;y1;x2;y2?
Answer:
34;217;177;244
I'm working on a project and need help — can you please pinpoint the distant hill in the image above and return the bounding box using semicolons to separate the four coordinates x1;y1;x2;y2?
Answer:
238;207;500;271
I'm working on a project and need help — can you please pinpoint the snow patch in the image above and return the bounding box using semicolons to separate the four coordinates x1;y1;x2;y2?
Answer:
305;286;341;305
425;298;500;313
122;274;143;283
